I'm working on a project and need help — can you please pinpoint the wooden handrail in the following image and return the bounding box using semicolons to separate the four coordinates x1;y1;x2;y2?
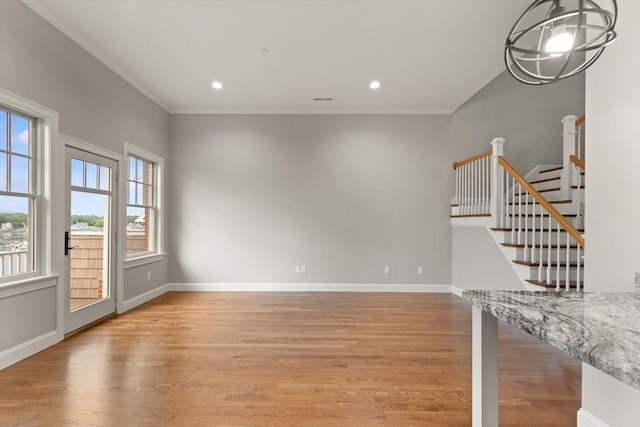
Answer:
452;149;492;170
498;157;585;248
570;154;585;170
575;114;585;128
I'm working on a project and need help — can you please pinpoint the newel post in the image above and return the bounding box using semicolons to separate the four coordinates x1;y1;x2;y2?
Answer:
561;115;577;199
490;137;505;226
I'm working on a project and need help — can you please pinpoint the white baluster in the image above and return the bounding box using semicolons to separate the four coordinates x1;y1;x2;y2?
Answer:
556;222;561;290
566;233;571;291
547;215;552;285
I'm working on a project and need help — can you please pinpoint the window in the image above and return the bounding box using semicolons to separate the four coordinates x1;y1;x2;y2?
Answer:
0;107;36;279
124;143;163;262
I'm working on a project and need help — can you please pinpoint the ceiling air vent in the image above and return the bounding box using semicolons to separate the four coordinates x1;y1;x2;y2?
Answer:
313;97;333;102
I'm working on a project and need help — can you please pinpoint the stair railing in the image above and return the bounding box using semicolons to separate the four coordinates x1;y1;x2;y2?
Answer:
452;149;492;215
497;156;584;291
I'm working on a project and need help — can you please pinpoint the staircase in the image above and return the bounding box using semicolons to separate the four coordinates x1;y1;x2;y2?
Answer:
451;115;586;292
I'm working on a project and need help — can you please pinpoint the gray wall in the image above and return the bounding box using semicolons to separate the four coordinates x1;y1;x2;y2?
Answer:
169;114;451;285
0;0;170;353
447;70;585;175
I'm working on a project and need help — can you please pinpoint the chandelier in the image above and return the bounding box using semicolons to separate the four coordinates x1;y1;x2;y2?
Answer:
505;0;618;85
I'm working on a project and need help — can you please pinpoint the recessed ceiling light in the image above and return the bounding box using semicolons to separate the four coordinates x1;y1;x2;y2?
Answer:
211;81;223;90
260;48;271;55
369;80;381;90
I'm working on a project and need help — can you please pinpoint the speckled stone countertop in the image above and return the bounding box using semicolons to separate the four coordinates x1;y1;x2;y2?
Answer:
462;290;640;390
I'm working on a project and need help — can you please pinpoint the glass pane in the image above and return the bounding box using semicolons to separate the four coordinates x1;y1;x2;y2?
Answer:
129;156;136;182
0;195;31;278
0;153;6;192
71;159;84;187
128;182;136;205
137;159;144;182
10;155;29;194
86;162;97;189
126;206;149;255
0;111;7;151
10;115;29;155
136;183;143;205
70;191;109;310
142;183;153;206
99;166;109;191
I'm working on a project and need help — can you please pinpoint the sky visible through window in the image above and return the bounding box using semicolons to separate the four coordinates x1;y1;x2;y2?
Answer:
1;115;106;216
1;114;30;213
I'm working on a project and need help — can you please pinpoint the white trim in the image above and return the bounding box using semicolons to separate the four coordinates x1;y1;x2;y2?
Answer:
451;285;465;298
60;133;122;161
21;1;169;112
170;108;454;115
0;330;60;370
0;276;56;299
122;141;165;265
120;283;170;313
450;216;494;227
578;409;610;427
123;253;165;269
168;283;452;293
0;88;62;340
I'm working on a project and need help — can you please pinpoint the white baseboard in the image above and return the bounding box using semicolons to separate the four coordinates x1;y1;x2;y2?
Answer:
451;285;465;298
168;283;452;293
578;409;610;427
120;283;170;313
0;330;60;370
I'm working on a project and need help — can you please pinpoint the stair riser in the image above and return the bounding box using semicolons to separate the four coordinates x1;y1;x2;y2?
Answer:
530;179;561;191
502;217;582;229
505;204;580;216
529;267;583;282
502;231;581;245
514;247;581;262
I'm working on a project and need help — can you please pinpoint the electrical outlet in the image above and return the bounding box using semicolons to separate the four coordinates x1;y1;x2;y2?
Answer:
301;265;306;274
417;266;423;275
295;266;301;274
635;272;640;288
146;271;151;281
384;266;390;274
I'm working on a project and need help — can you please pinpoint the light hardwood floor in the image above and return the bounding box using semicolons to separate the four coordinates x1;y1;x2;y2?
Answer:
0;292;580;426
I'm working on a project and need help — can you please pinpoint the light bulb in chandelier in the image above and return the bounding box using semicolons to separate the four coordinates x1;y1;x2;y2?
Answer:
545;24;574;57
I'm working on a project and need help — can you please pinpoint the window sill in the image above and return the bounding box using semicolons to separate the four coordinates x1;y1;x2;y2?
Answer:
123;253;165;269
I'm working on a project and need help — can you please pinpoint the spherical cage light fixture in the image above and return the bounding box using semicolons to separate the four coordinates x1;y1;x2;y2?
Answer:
505;0;617;85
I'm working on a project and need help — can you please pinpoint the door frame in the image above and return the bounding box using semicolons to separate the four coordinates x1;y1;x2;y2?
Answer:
59;134;123;332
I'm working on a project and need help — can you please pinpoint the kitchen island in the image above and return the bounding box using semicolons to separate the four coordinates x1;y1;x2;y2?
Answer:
462;290;640;426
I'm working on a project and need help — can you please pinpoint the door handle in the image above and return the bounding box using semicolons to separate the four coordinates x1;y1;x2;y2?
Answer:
64;231;78;256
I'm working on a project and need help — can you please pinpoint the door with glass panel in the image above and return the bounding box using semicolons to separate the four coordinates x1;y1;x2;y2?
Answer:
65;146;117;333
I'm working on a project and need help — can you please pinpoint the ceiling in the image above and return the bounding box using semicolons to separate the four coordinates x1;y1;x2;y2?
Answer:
23;0;531;114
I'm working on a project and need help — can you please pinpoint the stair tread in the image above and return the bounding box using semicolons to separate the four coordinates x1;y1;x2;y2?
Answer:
513;260;584;268
491;227;585;232
526;279;582;289
529;176;561;184
502;243;579;249
450;214;491;218
508;199;573;205
515;187;560;196
507;213;578;217
539;166;563;174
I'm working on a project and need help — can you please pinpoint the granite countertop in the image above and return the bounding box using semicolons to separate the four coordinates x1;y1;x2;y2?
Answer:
462;290;640;391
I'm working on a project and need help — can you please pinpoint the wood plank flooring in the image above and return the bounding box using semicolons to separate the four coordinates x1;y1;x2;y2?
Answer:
0;292;581;426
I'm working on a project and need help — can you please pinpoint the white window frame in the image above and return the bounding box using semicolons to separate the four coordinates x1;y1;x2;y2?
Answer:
0;90;57;288
123;141;164;268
